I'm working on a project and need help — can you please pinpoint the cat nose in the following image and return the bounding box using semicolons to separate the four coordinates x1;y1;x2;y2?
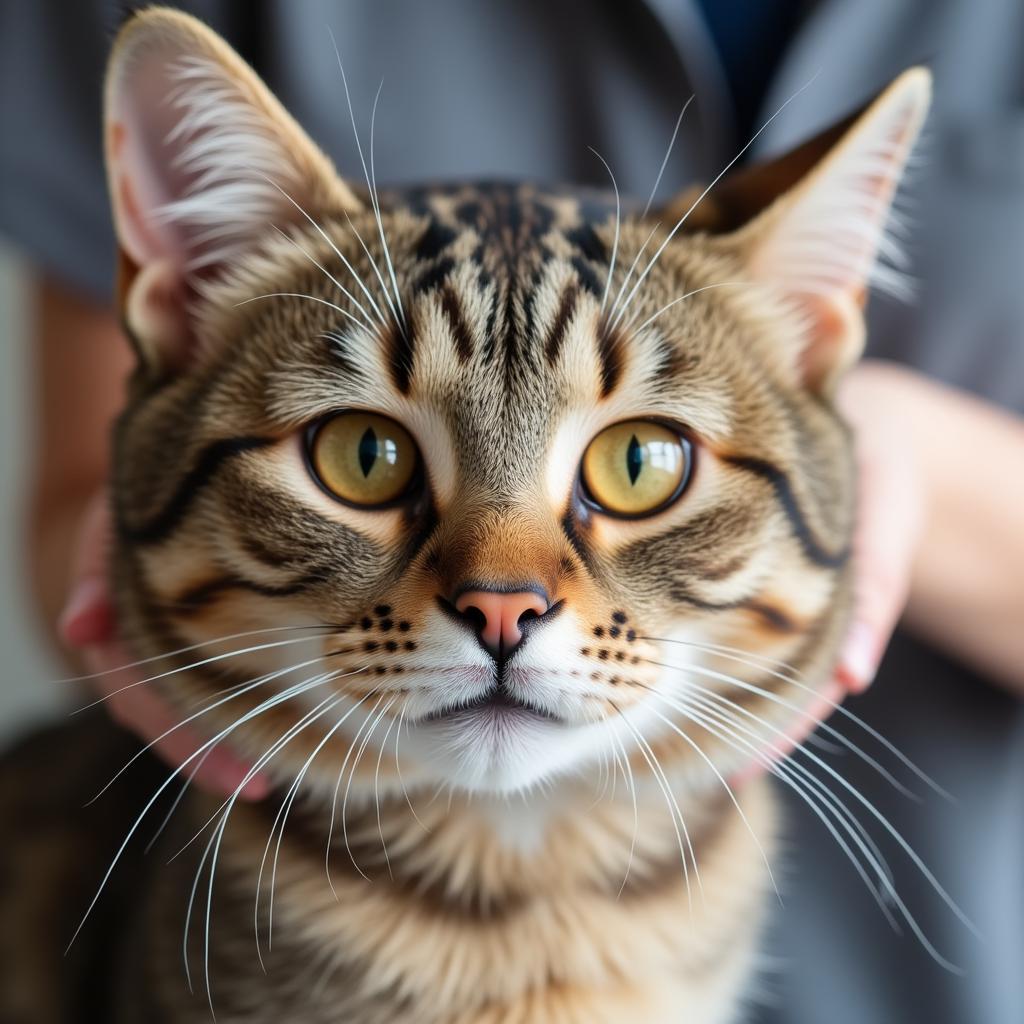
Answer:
453;588;550;659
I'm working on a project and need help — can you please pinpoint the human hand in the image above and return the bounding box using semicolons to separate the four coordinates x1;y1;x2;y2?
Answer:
58;490;269;799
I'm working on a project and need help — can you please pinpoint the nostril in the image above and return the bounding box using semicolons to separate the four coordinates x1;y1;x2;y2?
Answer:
460;604;487;634
450;588;553;659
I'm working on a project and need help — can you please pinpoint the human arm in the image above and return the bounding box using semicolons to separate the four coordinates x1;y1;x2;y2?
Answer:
838;358;1024;696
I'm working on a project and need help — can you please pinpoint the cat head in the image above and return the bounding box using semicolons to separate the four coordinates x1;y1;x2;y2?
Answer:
104;8;929;797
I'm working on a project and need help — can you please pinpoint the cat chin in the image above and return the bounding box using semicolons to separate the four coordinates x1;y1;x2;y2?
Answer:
413;711;573;795
403;696;673;796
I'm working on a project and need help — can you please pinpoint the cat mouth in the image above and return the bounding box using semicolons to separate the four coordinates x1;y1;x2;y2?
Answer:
424;687;563;724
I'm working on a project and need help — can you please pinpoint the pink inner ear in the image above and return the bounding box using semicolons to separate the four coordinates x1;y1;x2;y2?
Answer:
124;258;194;369
793;292;862;393
108;41;210;270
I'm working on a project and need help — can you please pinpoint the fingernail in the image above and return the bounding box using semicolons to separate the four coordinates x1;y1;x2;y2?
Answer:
59;577;112;647
837;621;879;692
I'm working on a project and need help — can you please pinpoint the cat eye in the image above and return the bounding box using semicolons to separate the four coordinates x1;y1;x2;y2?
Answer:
581;420;692;517
306;411;420;508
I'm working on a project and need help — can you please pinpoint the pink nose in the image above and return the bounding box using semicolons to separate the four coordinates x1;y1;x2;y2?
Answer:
454;589;550;657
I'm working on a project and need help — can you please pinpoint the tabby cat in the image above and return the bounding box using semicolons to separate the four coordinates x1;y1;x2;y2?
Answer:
0;8;936;1023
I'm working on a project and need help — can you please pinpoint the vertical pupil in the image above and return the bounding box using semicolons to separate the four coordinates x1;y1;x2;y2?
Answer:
358;426;379;478
626;434;643;485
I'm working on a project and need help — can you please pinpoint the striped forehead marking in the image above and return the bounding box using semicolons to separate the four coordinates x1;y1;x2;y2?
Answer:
377;183;618;395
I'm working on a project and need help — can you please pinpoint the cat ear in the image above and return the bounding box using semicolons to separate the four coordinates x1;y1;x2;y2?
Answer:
104;7;360;370
729;68;931;393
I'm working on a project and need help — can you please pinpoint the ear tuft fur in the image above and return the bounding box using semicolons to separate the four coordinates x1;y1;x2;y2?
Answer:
104;7;359;367
732;68;931;392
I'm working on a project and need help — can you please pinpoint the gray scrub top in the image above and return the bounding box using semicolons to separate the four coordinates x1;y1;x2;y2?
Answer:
1;2;1021;1021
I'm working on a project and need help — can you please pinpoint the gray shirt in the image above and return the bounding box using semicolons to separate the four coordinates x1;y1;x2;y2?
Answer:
2;2;1021;1020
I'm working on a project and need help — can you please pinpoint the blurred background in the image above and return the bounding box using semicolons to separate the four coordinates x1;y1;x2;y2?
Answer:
0;245;63;743
0;3;1021;1023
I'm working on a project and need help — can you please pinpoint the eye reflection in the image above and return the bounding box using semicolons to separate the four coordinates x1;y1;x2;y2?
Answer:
308;411;419;507
582;420;691;516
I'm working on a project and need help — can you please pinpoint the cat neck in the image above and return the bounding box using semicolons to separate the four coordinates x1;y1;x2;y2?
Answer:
161;778;773;1021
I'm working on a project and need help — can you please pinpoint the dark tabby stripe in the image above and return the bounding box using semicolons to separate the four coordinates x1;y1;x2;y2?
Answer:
565;224;608;264
117;436;275;545
595;322;625;397
545;283;578;365
722;454;851;568
669;588;800;633
440;285;474;362
385;319;417;395
173;570;327;614
412;256;456;295
571;255;604;299
414;220;458;262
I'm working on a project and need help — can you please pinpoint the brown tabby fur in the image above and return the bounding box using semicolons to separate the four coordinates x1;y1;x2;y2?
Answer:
0;9;931;1023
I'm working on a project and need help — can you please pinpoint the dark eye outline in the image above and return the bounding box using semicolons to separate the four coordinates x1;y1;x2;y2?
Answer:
576;418;696;521
303;410;425;511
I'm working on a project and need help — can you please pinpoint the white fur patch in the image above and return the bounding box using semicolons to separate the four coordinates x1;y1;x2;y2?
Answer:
154;56;305;271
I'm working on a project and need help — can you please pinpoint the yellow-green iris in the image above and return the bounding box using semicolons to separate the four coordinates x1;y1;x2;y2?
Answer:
310;411;418;506
582;420;689;516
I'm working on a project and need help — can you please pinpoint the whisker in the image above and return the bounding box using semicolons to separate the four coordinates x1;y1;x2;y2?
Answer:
248;680;376;964
195;683;347;1000
606;220;660;326
628;282;748;335
643;95;695;216
235;291;361;320
670;688;907;938
666;686;917;941
58;623;339;686
270;224;376;331
340;209;404;336
639;691;780;902
328;35;406;334
687;686;900;920
393;706;430;833
182;825;214;994
325;692;387;890
652;683;898;910
587;147;621;316
264;685;386;955
607;727;639;898
610;74;819;330
200;675;371;1011
171;666;355;862
642;636;949;799
260;176;388;326
609;700;700;906
588;733;613;808
68;665;348;954
368;80;407;330
649;660;977;941
671;637;803;676
639;650;921;800
340;696;394;882
89;652;337;804
373;699;401;878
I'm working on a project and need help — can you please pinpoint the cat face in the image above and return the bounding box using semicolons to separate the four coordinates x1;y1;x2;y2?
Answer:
104;10;929;796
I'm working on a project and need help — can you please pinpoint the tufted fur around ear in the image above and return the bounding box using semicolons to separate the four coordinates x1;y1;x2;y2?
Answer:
721;69;931;393
104;7;361;371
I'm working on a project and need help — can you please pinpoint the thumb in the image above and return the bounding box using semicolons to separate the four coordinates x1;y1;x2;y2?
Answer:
835;406;925;694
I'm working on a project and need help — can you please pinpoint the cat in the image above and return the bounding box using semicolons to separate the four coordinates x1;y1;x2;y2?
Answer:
0;7;935;1023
